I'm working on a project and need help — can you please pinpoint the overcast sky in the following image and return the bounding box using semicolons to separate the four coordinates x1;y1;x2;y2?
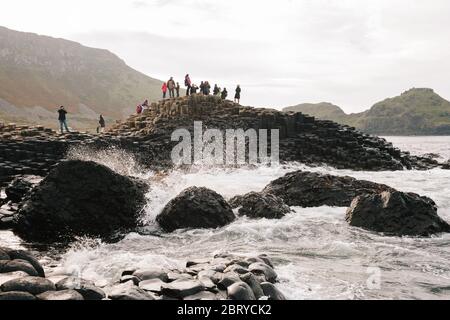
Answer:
1;0;450;112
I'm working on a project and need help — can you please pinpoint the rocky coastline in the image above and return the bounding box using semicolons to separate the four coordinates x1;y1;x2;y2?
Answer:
1;96;450;300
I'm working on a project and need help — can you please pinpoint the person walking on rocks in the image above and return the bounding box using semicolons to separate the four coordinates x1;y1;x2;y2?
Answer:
234;85;241;103
176;82;180;98
167;77;176;98
98;115;105;133
58;106;70;134
221;88;228;100
162;82;168;99
185;74;192;96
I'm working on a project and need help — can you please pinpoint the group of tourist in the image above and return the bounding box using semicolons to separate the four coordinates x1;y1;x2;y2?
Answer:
56;74;242;133
182;74;241;103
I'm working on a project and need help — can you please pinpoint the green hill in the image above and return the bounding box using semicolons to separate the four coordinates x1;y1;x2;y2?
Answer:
284;88;450;135
0;26;162;130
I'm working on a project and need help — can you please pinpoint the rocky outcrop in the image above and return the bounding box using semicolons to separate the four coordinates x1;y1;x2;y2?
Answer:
229;192;291;219
263;170;394;207
14;160;148;243
0;175;42;230
346;191;450;236
110;253;285;300
156;187;235;232
1;95;443;191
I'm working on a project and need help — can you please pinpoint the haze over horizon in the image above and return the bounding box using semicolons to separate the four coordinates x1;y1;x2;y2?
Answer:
1;0;450;112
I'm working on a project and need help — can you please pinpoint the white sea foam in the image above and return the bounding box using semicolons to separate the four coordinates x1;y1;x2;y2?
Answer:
2;136;450;299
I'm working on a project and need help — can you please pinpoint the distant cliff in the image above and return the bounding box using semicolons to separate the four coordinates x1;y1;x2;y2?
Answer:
284;88;450;135
0;26;162;130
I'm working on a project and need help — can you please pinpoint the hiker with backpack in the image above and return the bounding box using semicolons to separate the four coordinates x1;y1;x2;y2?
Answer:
162;82;168;99
234;85;241;103
58;106;70;134
167;77;176;98
185;74;192;96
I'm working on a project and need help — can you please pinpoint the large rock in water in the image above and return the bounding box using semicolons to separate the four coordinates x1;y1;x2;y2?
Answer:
156;187;235;232
229;192;291;219
263;170;394;207
14;160;148;243
346;191;450;236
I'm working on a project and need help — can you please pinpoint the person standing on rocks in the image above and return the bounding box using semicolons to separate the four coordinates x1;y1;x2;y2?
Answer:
98;115;105;133
234;85;241;103
162;82;168;99
58;106;70;134
213;84;220;96
221;88;228;100
205;81;211;95
185;74;192;96
199;81;205;95
176;82;180;98
167;77;176;98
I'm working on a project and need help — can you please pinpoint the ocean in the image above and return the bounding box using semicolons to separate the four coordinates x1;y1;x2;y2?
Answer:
1;136;450;300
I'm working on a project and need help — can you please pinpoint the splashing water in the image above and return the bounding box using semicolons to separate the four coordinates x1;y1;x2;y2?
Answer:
2;137;450;299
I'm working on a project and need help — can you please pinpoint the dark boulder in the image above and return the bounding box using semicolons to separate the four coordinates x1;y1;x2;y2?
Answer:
260;282;286;300
0;260;39;277
263;170;394;207
227;281;256;300
14;160;148;243
6;250;45;277
5;175;42;203
248;263;278;283
0;276;56;295
442;160;450;170
346;191;450;236
156;187;235;232
229;192;291;219
0;291;36;300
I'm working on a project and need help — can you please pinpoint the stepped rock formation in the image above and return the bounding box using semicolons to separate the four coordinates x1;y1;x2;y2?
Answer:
0;95;443;188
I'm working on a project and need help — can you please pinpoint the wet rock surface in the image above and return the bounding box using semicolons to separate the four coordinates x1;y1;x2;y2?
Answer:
229;192;292;219
346;191;450;236
108;253;285;300
156;187;235;232
263;170;395;207
14;160;148;243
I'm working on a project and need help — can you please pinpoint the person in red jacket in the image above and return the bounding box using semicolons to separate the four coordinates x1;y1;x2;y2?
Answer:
162;82;168;99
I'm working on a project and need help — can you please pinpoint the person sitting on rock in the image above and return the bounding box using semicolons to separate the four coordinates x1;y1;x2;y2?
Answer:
58;106;70;134
234;85;241;103
98;115;106;133
185;74;192;96
191;84;198;94
136;104;143;114
162;82;168;99
167;77;176;98
176;82;180;98
221;88;228;100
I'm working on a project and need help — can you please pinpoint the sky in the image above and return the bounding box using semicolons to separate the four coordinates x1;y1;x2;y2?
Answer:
1;0;450;112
